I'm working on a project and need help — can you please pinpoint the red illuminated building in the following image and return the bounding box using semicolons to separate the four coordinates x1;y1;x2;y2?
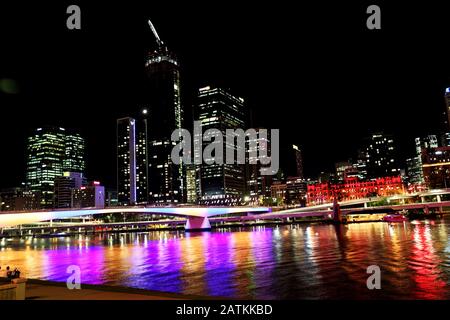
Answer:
307;176;404;205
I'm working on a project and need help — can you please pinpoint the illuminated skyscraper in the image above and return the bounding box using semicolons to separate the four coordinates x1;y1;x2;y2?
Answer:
292;145;304;179
136;115;149;204
54;172;85;208
185;164;198;204
444;87;450;130
63;134;85;172
144;19;183;204
117;117;137;205
26;127;85;208
117;116;149;205
361;133;400;179
247;129;273;202
415;135;438;156
405;135;439;186
116;20;183;205
196;86;246;205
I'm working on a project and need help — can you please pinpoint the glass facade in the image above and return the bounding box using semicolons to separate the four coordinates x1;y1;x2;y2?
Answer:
145;46;183;204
360;133;400;179
26;127;85;208
117;117;137;205
196;86;246;204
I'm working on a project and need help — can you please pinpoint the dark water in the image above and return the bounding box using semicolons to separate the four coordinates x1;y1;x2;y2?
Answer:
1;218;450;299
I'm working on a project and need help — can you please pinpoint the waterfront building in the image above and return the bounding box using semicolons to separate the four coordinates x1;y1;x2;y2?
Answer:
285;177;307;206
421;146;450;189
307;176;403;205
406;156;424;187
270;181;287;206
444;87;450;131
354;150;368;180
293;145;304;179
117;115;149;205
196;85;246;205
440;132;450;147
185;164;198;204
54;172;85;208
0;187;41;211
246;129;273;204
144;19;183;204
415;135;439;156
318;172;337;184
106;190;119;207
72;181;105;209
135;116;149;204
117;117;137;205
335;161;353;182
116;20;183;205
360;133;401;179
26;127;85;208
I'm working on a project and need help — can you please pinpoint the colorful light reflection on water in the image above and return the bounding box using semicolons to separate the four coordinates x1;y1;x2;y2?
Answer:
1;219;450;299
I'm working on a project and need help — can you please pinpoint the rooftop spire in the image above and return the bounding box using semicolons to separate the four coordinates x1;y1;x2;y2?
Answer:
147;19;163;48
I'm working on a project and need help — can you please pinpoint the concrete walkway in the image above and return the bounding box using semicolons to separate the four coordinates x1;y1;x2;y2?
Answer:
24;279;207;300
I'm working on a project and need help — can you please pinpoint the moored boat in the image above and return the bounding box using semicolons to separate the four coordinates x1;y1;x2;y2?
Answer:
383;214;407;222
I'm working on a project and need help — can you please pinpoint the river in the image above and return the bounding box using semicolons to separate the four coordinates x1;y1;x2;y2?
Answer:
1;218;450;299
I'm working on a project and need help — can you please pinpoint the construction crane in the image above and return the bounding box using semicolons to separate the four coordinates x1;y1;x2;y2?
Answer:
148;19;163;48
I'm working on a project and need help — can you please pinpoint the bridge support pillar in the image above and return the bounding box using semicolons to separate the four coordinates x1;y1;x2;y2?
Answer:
185;217;211;232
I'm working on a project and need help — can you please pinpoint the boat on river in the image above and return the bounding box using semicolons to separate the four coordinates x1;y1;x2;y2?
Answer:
382;214;407;223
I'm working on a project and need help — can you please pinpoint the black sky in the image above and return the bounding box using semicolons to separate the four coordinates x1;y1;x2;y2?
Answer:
1;1;450;189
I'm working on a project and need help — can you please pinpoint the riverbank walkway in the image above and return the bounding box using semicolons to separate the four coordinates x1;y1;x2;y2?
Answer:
24;279;211;300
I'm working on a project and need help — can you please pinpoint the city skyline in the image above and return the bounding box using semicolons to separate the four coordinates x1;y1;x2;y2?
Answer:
4;1;450;305
2;2;450;190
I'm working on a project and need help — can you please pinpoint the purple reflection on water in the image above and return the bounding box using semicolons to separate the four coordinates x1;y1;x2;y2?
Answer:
3;221;450;299
41;244;106;284
201;231;237;297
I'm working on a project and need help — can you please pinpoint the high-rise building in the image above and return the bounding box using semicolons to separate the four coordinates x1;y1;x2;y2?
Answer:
144;19;183;204
247;129;273;203
63;134;85;172
406;135;439;186
185;164;198;204
0;187;41;212
26;127;85;208
415;135;438;156
292;145;304;179
72;181;105;209
196;86;246;205
444;87;450;131
360;133;400;179
421;146;450;189
54;172;85;208
440;132;450;147
335;161;353;182
135;116;149;204
406;156;424;186
117;115;149;205
117;117;137;205
285;177;307;206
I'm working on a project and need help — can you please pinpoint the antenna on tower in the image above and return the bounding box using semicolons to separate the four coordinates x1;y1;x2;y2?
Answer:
148;19;163;47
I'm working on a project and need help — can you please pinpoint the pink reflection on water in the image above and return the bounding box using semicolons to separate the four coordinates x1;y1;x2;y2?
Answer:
410;223;446;299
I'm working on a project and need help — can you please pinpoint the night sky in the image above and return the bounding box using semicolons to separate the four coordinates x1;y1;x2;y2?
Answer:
1;1;450;189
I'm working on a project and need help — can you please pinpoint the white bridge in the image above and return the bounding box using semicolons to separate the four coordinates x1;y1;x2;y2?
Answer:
0;206;271;231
